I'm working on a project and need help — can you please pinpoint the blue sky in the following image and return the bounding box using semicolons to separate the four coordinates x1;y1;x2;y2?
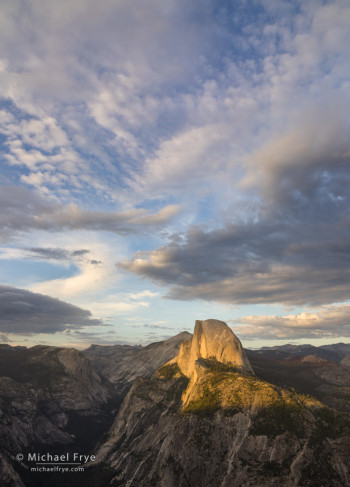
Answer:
1;0;350;348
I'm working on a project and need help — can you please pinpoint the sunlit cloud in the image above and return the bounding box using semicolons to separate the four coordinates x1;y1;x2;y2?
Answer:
232;304;350;340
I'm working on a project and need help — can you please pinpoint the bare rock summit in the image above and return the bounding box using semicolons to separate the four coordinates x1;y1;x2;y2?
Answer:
171;319;254;377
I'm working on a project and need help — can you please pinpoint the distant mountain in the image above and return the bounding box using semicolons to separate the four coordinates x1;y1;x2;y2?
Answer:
246;346;350;413
0;344;27;352
83;332;191;395
255;343;350;363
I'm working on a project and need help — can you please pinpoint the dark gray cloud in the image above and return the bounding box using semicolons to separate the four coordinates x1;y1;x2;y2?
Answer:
0;186;180;241
143;333;174;343
26;247;90;261
71;249;90;257
0;285;102;334
0;186;53;242
120;199;350;307
142;324;185;330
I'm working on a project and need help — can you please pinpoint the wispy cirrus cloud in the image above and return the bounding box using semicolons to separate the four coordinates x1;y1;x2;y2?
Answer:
0;186;180;242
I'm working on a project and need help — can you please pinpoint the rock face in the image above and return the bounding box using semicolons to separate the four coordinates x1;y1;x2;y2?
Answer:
0;345;118;457
0;452;25;487
93;374;350;487
171;319;254;377
167;319;254;406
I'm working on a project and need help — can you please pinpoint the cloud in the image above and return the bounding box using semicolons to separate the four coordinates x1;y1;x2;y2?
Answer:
83;290;160;318
116;15;350;308
0;229;123;303
0;0;216;199
0;186;180;241
29;254;112;299
5;116;69;153
232;304;350;340
119;207;350;307
133;123;236;197
241;104;350;214
0;285;102;334
26;247;90;261
1;0;349;206
143;324;175;330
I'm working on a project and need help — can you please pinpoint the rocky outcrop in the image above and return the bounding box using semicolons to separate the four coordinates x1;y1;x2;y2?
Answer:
165;319;254;406
169;319;253;377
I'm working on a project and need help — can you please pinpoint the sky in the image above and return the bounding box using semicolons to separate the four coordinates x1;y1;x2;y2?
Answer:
1;0;350;349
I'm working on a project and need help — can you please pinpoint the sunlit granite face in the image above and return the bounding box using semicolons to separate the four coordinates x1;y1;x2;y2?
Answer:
174;319;254;378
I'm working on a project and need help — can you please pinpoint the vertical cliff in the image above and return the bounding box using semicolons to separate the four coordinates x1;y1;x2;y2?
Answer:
174;319;254;377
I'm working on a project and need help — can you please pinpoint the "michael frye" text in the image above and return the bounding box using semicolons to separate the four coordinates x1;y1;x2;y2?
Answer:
27;453;96;463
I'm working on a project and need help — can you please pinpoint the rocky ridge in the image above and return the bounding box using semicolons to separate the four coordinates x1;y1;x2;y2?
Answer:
247;349;350;414
92;320;350;486
83;332;191;394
